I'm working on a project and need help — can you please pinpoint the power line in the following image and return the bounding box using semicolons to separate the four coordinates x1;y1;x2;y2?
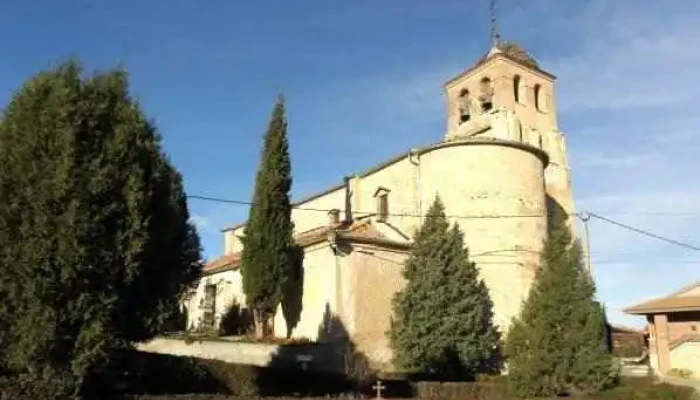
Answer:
187;194;549;219
580;211;700;217
585;212;700;252
188;194;700;253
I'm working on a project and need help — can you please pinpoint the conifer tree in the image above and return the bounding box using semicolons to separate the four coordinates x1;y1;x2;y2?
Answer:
240;95;294;338
389;196;500;379
0;61;202;395
504;208;618;397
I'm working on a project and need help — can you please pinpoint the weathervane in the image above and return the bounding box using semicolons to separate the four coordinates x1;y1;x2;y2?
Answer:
490;0;501;47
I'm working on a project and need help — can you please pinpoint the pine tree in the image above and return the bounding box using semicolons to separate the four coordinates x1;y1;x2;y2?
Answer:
389;196;500;379
0;61;202;395
240;95;294;338
504;208;618;397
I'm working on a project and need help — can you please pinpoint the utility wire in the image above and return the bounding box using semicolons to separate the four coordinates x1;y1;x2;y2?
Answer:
187;195;700;253
187;194;550;219
586;212;700;252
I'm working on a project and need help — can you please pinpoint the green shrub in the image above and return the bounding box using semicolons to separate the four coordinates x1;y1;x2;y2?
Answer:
505;208;618;397
196;360;259;396
0;60;202;396
84;350;226;396
82;350;359;397
390;197;500;380
0;368;78;400
595;377;698;400
218;300;254;336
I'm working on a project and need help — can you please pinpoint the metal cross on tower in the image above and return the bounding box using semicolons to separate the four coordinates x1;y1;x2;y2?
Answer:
490;0;501;47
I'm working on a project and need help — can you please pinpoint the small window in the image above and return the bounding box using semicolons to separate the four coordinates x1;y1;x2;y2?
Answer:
374;188;390;222
202;284;217;329
378;194;388;222
513;75;521;103
203;284;217;311
457;89;471;123
534;84;542;111
479;77;494;112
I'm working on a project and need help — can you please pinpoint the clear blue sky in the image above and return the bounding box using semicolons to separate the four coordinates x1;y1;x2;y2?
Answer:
1;0;699;327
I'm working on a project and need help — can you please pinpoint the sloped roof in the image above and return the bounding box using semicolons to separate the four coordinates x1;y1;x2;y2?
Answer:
624;281;700;315
203;220;411;276
609;324;645;335
444;41;554;88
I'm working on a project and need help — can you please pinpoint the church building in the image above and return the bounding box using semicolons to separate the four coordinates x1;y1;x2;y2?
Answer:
183;39;576;370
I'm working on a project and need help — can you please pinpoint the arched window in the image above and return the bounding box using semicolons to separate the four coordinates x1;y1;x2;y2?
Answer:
479;77;493;112
513;75;521;103
534;84;542;111
457;89;471;123
374;187;390;222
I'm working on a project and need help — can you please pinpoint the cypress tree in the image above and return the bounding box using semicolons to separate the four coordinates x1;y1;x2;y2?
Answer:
389;196;500;379
0;61;202;395
504;209;618;397
240;95;294;338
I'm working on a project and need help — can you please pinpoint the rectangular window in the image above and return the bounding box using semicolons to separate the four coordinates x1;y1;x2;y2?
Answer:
378;194;388;222
202;284;217;328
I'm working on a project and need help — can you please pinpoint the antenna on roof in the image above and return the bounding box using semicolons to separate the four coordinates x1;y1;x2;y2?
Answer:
490;0;501;47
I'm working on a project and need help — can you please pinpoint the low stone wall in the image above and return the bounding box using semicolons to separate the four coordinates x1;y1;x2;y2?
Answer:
136;336;340;372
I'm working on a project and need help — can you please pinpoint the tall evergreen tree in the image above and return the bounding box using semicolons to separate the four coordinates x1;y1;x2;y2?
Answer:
0;61;202;395
504;208;618;397
240;95;294;338
389;196;500;379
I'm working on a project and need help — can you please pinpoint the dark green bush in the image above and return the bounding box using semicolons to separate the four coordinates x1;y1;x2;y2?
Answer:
83;350;227;396
125;397;414;400
595;377;698;400
218;301;254;336
0;368;78;400
82;350;359;397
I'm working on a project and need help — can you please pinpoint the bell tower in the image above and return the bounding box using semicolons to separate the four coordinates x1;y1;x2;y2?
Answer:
443;44;559;142
441;1;575;219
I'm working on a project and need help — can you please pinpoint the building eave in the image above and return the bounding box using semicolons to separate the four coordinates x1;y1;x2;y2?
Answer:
222;138;548;233
443;52;556;89
624;305;700;315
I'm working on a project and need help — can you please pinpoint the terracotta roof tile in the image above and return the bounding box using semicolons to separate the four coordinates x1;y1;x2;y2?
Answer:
203;220;405;276
202;252;241;274
609;324;645;334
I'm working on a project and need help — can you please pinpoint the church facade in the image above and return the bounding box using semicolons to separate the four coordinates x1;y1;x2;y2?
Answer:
183;42;576;370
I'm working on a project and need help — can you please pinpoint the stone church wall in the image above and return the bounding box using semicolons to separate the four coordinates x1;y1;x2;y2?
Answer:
273;243;342;341
417;141;547;330
184;268;245;332
348;244;409;370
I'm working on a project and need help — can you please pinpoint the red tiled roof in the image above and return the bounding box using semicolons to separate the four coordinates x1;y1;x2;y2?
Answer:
203;220;408;276
202;252;241;274
609;324;645;335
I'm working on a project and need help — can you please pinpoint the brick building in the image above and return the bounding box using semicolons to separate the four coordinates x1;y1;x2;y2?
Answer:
625;282;700;378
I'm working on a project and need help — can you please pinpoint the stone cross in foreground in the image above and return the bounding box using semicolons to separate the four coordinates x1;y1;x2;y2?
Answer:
373;380;386;399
